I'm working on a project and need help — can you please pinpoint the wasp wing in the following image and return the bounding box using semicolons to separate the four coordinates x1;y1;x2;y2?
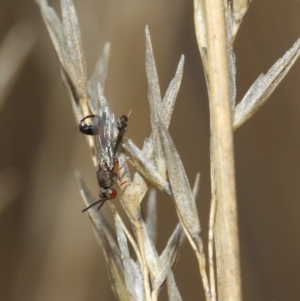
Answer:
93;96;115;167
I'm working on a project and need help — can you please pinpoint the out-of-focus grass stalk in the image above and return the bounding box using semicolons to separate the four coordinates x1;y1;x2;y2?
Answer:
0;22;36;109
0;23;36;212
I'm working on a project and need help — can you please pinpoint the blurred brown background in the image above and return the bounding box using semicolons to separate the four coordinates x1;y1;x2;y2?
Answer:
0;0;300;300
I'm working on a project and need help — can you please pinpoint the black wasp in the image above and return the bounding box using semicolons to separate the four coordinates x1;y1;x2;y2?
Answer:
79;98;129;212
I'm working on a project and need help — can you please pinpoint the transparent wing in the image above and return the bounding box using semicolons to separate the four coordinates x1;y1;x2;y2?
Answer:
93;96;115;167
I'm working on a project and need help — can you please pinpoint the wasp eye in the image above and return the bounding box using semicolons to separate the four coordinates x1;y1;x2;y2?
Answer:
108;189;117;199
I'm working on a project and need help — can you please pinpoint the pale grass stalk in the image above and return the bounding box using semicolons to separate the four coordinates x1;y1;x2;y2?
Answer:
194;0;300;300
205;1;241;300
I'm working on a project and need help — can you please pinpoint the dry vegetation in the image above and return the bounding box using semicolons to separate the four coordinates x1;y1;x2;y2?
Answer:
1;0;300;300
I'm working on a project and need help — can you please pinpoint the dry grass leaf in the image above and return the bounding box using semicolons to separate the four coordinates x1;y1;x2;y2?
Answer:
88;42;111;111
75;171;130;301
145;189;157;244
114;216;146;301
234;37;300;130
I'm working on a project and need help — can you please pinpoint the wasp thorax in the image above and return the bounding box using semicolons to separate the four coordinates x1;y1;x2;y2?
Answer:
96;167;114;188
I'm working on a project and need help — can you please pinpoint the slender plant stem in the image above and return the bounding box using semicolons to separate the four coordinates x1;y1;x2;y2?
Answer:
204;1;241;301
208;151;217;301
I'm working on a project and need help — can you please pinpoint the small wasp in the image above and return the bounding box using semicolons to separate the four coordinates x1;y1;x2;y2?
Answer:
79;98;129;212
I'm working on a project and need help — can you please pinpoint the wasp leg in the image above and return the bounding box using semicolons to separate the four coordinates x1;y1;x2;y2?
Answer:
113;115;129;155
114;158;131;174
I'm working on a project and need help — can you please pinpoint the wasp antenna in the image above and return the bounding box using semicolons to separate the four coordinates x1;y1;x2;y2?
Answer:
97;200;106;211
82;199;103;213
